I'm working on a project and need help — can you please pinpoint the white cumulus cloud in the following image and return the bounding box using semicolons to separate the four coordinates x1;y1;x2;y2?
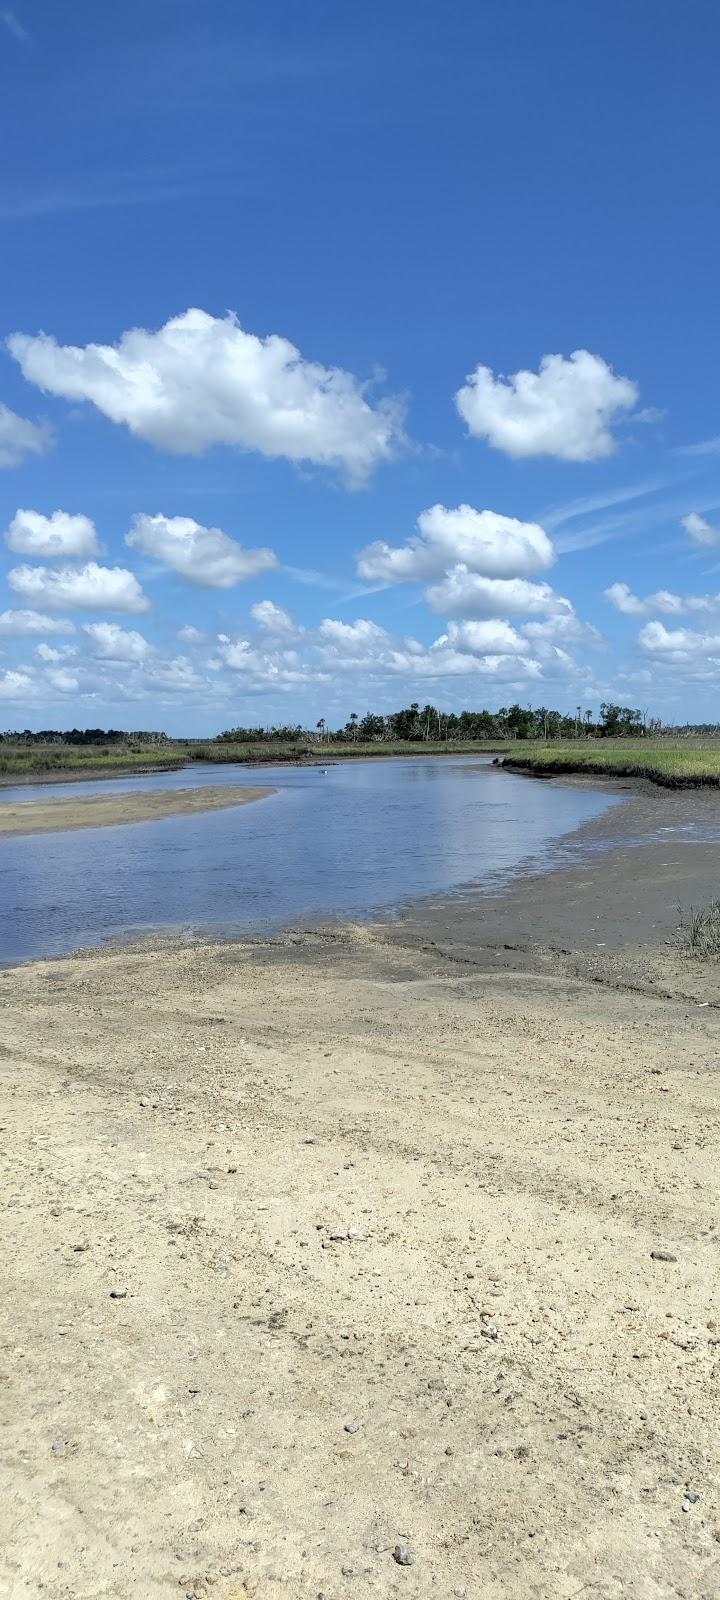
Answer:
314;616;545;684
521;612;601;645
605;581;720;617
83;622;151;662
8;561;149;613
455;350;638;461
682;512;720;548
0;402;52;468
8;308;405;486
0;608;75;637
125;512;277;588
425;568;573;619
177;624;206;644
317;618;390;657
250;600;299;636
639;621;720;659
357;503;554;584
5;507;99;558
439;619;526;655
0;668;34;699
36;643;76;663
46;667;79;693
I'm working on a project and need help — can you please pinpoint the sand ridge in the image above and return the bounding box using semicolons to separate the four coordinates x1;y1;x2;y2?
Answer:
0;783;274;837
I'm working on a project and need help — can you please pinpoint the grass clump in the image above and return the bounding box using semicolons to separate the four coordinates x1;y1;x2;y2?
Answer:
678;900;720;957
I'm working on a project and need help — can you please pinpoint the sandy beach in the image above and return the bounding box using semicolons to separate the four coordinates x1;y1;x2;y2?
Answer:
0;784;274;837
2;807;720;1598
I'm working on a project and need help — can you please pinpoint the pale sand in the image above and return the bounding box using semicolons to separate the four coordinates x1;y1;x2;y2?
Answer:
0;784;274;837
2;924;719;1597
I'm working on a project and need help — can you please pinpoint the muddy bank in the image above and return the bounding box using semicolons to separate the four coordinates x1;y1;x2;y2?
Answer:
388;779;720;974
0;784;274;836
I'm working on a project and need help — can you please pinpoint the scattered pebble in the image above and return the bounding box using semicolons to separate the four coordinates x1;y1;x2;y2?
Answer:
303;1137;316;1145
651;1250;677;1262
393;1544;415;1566
344;1421;362;1434
109;1287;128;1299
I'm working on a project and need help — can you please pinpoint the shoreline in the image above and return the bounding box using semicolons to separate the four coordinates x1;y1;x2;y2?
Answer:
5;741;720;797
0;749;502;788
0;783;274;837
4;787;720;1593
500;752;720;791
0;761;186;788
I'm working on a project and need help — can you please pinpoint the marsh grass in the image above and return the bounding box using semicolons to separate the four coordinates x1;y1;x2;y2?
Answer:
0;745;185;778
0;737;500;778
678;900;720;957
501;739;720;788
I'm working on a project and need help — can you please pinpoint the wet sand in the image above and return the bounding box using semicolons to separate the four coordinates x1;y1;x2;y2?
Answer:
0;783;274;836
2;785;720;1596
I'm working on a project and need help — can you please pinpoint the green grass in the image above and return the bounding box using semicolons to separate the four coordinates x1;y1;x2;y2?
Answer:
0;744;186;778
0;737;501;779
193;738;502;763
7;735;720;787
500;738;720;788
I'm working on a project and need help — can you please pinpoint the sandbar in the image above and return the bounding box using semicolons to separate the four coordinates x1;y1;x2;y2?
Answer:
0;783;274;837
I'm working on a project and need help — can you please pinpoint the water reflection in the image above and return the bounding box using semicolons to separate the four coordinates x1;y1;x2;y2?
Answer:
0;758;622;963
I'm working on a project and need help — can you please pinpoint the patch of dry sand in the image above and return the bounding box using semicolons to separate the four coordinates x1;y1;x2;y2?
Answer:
0;784;273;837
2;929;720;1597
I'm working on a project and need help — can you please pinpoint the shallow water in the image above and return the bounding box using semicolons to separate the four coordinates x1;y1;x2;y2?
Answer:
0;757;625;963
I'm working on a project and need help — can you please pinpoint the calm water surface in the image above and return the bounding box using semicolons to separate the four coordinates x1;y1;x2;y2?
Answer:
0;758;625;964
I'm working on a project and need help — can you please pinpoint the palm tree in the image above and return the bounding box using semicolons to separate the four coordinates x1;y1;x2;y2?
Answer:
349;712;358;743
316;717;326;743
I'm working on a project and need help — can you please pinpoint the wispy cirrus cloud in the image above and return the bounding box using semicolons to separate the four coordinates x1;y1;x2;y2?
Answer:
0;166;240;223
0;9;29;44
675;435;720;458
541;475;679;534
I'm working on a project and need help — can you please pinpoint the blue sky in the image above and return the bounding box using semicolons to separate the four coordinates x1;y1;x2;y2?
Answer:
1;0;720;734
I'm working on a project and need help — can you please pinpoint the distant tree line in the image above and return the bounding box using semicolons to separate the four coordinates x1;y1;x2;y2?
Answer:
219;701;649;743
3;702;652;747
0;728;169;745
216;724;306;743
